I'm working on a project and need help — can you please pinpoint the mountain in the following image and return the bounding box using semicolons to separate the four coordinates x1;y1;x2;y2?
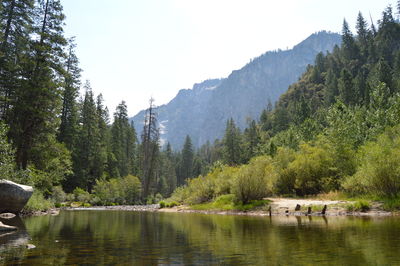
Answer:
131;31;341;149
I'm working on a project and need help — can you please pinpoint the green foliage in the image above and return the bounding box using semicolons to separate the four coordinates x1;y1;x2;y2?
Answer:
23;190;54;212
191;194;270;211
382;197;400;210
51;186;67;204
344;126;400;198
93;175;141;205
345;200;371;212
223;118;242;165
232;156;272;204
287;143;338;195
73;187;91;203
159;200;179;208
0;122;17;180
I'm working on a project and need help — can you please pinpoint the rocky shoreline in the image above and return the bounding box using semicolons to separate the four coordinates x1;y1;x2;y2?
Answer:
17;199;397;217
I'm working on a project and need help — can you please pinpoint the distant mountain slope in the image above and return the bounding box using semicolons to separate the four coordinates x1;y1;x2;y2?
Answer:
131;31;341;149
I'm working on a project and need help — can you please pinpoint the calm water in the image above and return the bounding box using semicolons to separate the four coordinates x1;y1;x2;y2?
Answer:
1;211;400;265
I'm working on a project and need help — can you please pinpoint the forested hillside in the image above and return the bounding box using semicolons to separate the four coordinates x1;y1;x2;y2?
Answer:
131;31;341;149
168;5;400;208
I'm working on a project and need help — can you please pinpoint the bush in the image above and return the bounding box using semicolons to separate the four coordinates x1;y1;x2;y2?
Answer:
167;201;178;207
51;186;66;203
345;126;400;197
159;201;166;208
23;190;54;212
346;200;370;212
73;187;91;203
271;147;296;195
286;143;337;196
232;156;272;204
93;175;141;205
154;193;163;203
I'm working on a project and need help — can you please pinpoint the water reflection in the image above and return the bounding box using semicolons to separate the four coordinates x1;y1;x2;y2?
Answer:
0;211;399;265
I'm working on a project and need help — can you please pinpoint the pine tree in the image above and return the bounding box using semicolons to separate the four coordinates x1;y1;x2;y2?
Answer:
338;68;356;105
356;12;370;61
111;101;137;177
180;135;194;184
243;120;260;163
0;0;34;120
394;51;400;91
58;38;81;151
341;19;359;65
140;98;160;199
162;142;177;195
324;69;339;106
68;81;103;191
9;0;67;169
222;118;242;165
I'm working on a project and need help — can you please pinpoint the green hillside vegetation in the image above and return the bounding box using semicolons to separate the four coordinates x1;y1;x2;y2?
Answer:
165;5;400;210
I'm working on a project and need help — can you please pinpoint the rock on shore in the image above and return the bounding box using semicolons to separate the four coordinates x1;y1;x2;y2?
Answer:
0;180;33;214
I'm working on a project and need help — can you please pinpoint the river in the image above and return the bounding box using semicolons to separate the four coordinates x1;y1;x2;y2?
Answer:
0;210;399;265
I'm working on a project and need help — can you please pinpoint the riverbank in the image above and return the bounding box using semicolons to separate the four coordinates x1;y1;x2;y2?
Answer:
158;198;393;217
17;198;396;217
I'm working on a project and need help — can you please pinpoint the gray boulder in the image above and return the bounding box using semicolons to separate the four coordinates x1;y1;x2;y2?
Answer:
0;180;33;214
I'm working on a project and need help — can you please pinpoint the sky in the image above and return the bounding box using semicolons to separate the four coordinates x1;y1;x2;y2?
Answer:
60;0;397;117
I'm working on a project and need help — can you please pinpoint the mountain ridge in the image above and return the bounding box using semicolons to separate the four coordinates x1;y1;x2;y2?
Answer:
131;31;342;149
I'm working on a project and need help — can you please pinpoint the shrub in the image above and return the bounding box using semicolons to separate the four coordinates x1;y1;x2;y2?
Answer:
271;147;296;195
285;143;337;196
185;175;216;204
346;200;370;212
169;186;191;204
73;187;91;203
159;201;166;208
51;186;66;203
93;175;141;205
154;193;163;203
24;190;54;212
345;126;400;198
232;156;272;204
167;201;178;207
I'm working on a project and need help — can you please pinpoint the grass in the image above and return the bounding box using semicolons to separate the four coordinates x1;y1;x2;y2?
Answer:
344;200;371;212
159;201;179;208
381;197;400;211
190;194;270;212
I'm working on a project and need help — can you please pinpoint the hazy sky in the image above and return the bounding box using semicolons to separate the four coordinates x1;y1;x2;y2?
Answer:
60;0;396;117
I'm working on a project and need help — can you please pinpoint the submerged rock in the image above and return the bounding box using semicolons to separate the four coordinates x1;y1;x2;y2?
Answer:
0;213;16;219
26;244;36;249
0;222;17;232
0;180;33;214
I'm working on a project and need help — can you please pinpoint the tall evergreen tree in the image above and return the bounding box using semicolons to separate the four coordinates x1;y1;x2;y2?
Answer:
338;68;356;105
179;135;194;185
68;82;103;191
243;120;260;163
58;38;81;151
356;12;370;61
0;0;34;120
341;19;359;67
111;101;137;177
324;69;339;106
140;98;160;199
222;118;242;166
9;0;67;169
